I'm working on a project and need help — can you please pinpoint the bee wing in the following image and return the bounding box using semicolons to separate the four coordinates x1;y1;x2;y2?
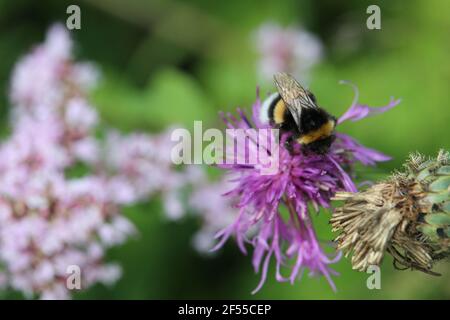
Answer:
273;72;317;127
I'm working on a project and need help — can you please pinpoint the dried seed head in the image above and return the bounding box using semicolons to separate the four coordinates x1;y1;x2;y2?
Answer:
331;150;450;275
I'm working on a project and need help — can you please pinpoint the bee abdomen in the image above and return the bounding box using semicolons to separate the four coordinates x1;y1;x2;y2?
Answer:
297;119;336;145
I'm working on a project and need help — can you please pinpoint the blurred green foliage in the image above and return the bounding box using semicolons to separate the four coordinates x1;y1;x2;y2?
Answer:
0;0;449;299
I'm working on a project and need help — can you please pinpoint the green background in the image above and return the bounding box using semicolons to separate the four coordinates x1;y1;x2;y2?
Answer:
0;0;449;299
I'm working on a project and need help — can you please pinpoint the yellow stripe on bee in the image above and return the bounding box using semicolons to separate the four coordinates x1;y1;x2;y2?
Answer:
273;99;286;124
297;120;335;145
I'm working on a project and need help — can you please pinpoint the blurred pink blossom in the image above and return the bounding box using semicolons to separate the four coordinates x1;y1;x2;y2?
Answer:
0;23;199;299
189;176;239;253
101;129;202;218
254;23;323;84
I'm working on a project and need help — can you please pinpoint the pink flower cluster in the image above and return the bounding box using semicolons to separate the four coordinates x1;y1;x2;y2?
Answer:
0;24;197;299
102;129;204;220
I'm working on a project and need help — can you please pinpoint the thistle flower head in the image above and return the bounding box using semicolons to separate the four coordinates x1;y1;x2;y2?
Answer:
215;84;399;292
331;150;450;275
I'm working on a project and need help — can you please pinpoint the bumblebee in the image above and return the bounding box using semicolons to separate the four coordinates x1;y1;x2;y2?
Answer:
260;72;336;154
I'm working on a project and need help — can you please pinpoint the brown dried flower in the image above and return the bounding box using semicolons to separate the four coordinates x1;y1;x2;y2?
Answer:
331;150;450;275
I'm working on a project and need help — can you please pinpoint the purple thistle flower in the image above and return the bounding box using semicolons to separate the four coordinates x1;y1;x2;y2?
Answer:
213;83;400;293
